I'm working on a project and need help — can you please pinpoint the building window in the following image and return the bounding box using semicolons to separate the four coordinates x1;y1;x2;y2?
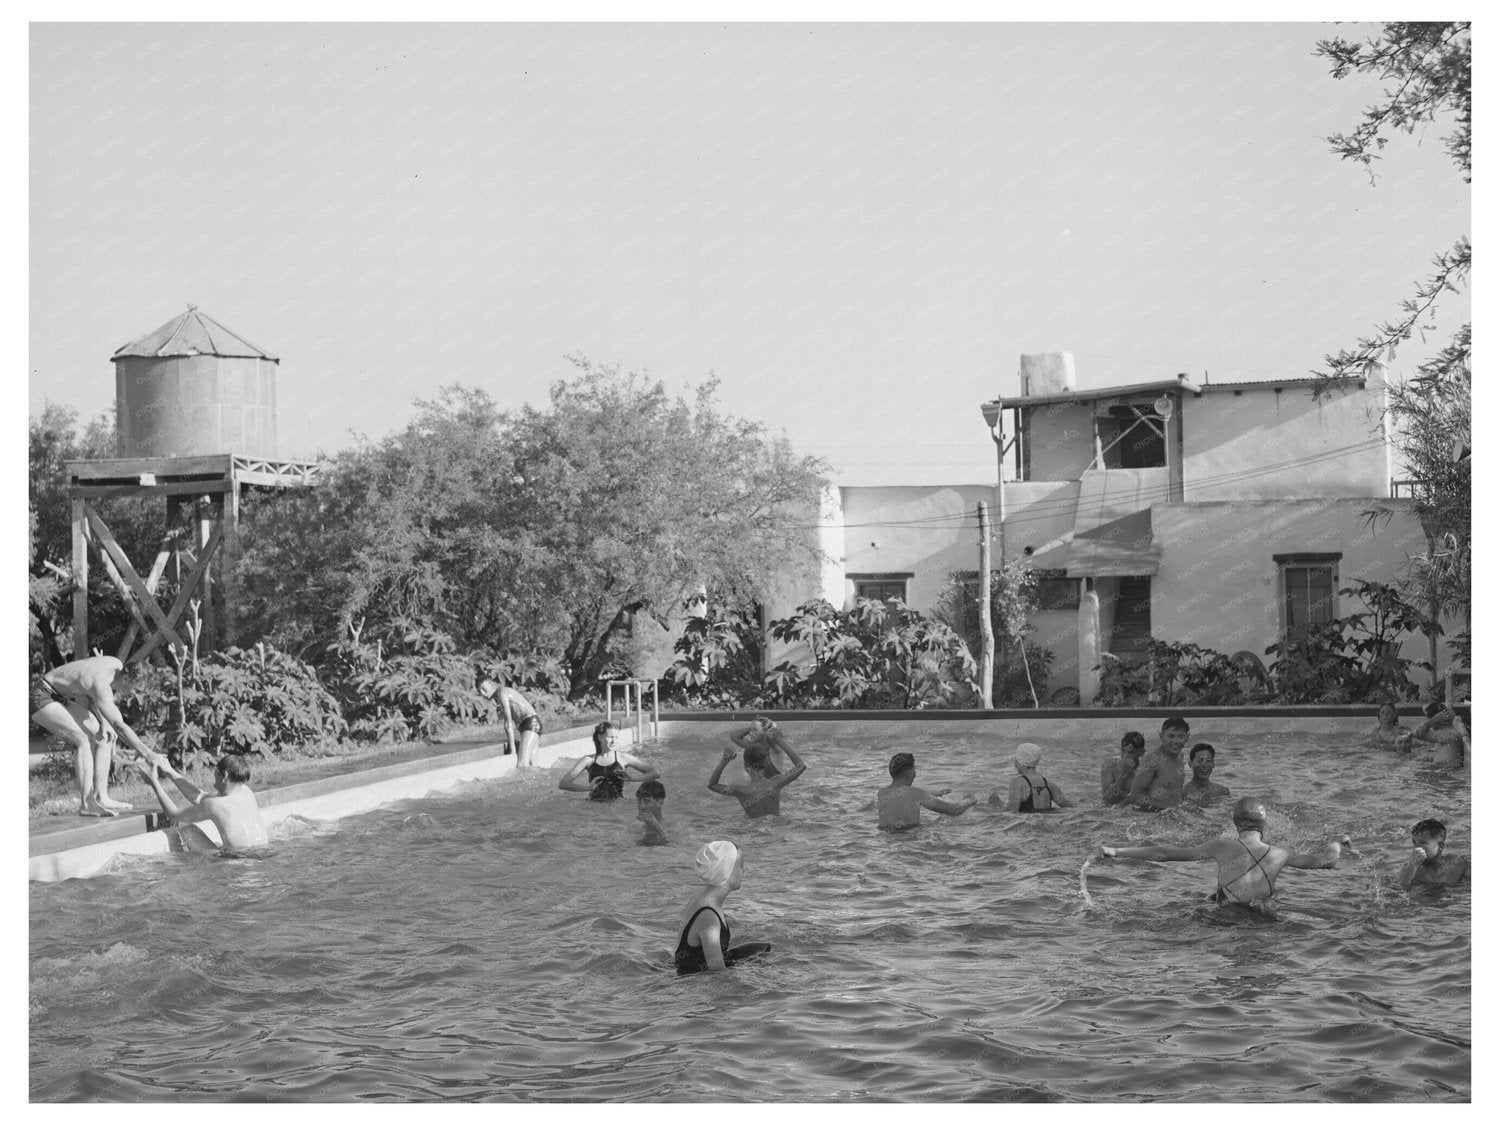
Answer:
1096;404;1167;469
1274;553;1340;638
1033;568;1080;611
854;578;908;604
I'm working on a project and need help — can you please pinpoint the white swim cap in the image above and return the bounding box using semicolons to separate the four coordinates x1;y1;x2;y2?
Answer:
1015;742;1043;769
694;840;740;885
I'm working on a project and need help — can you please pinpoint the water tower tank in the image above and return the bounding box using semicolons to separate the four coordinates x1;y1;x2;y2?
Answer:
111;306;280;459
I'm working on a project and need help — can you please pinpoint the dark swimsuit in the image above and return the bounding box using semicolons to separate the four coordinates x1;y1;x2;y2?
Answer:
672;905;771;976
586;758;628;801
1018;777;1057;813
1212;840;1278;905
28;673;66;717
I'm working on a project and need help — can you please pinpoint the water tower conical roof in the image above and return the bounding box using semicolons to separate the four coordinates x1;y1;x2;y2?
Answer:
111;305;279;363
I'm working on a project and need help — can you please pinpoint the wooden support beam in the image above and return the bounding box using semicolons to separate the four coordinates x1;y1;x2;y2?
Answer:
133;523;223;665
117;543;175;661
71;498;88;657
67;480;232;501
84;507;187;659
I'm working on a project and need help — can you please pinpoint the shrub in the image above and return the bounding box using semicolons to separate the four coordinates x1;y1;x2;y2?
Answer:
117;644;347;769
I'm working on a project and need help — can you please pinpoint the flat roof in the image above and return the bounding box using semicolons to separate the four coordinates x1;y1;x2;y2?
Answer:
990;375;1199;408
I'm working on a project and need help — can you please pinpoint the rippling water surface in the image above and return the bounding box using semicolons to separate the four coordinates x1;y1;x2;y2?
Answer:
30;721;1470;1102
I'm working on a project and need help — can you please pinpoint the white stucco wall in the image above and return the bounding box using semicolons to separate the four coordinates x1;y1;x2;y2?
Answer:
837;484;993;612
1181;382;1390;500
1150;498;1451;675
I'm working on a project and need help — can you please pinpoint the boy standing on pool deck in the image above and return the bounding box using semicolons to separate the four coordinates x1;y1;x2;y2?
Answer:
877;753;976;829
1127;716;1191;811
29;654;159;816
1101;731;1145;806
136;753;268;853
636;779;669;844
1398;818;1469;888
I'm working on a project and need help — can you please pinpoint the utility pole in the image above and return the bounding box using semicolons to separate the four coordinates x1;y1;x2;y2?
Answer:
978;501;994;708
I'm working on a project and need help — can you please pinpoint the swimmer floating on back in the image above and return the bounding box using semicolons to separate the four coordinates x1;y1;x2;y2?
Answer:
557;721;659;800
1096;796;1353;908
673;840;771;975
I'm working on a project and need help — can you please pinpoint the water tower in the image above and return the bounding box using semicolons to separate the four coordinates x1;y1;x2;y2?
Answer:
66;306;319;663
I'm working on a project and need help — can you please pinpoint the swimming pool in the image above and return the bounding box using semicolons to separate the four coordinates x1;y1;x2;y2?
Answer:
28;720;1470;1102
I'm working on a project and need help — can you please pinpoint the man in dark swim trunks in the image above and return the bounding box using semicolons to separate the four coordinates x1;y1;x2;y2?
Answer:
1096;797;1354;907
1398;818;1470;888
479;677;543;766
29;654;159;816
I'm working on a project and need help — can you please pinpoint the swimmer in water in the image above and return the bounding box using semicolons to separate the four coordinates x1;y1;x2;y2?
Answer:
1397;818;1470;888
1364;701;1413;752
877;752;976;828
1101;731;1145;806
1096;796;1353;907
635;779;669;845
673;840;771;975
135;752;269;854
1180;743;1231;806
557;721;659;800
728;715;790;771
706;737;807;818
1126;715;1191;811
991;742;1072;812
1411;703;1465;768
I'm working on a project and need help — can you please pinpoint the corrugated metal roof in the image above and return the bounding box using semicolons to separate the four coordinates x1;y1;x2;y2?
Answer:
992;373;1199;409
111;306;278;362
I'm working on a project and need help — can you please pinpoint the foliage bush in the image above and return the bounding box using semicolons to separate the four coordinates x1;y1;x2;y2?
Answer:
665;600;766;706
764;598;978;710
117;644;346;769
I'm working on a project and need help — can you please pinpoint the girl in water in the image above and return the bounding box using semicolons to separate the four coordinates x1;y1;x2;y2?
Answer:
1364;701;1413;751
673;840;771;974
557;721;659;800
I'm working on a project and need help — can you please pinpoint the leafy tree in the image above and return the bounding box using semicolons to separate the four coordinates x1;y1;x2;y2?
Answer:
232;361;829;700
495;358;828;697
1314;22;1471;664
28;403;157;667
936;562;1049;707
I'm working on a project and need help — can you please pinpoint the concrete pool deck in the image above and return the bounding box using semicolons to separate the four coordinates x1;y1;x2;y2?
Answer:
30;704;1463;882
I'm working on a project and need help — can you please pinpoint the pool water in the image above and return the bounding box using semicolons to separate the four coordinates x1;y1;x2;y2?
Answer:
29;721;1471;1102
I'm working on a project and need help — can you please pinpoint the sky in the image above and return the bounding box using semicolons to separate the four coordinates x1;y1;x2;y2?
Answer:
25;19;1471;486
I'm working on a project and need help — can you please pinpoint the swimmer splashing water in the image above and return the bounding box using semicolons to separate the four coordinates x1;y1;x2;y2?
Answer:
1093;797;1356;911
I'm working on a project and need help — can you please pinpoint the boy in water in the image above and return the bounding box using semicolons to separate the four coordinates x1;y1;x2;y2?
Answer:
136;752;269;853
877;752;976;829
729;715;789;771
636;779;669;845
1097;796;1353;907
1397;818;1469;888
707;738;807;818
1180;743;1231;806
1411;703;1466;768
1100;731;1145;806
1126;715;1191;811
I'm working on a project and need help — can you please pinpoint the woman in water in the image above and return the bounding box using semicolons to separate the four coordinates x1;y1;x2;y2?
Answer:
557;721;659;800
673;840;771;975
991;742;1073;812
1364;701;1413;751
